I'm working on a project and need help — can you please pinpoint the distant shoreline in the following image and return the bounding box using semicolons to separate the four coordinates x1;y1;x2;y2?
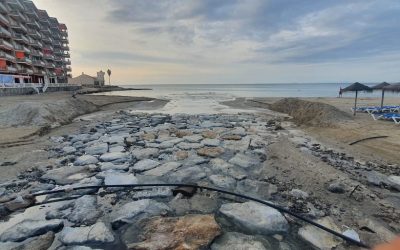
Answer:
77;85;152;95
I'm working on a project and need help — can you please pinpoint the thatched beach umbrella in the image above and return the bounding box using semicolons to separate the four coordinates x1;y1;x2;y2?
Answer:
371;82;390;108
383;83;400;92
342;82;372;116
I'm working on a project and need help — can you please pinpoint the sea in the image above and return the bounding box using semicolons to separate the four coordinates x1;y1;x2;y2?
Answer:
96;83;396;114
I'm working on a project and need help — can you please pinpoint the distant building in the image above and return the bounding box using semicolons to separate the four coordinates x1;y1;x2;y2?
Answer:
68;71;105;87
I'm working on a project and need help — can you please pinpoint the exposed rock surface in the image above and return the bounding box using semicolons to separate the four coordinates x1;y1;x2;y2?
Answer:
59;222;114;245
67;195;102;225
211;232;268;250
0;219;63;242
298;217;342;250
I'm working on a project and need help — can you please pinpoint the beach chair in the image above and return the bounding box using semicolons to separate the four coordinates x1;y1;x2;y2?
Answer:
392;113;400;124
371;112;400;123
366;106;393;114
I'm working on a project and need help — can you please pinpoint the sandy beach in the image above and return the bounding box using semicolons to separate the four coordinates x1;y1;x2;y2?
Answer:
0;91;398;249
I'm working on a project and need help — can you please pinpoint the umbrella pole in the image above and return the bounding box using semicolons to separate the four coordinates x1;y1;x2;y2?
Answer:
354;91;358;116
381;90;385;108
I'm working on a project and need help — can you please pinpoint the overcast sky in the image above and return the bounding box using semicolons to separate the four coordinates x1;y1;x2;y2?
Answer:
33;0;400;84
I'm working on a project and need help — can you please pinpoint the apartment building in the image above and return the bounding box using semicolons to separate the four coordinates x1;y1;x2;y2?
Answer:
0;0;71;85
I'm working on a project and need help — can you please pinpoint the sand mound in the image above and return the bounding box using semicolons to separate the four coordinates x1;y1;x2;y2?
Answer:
270;98;352;127
0;98;98;127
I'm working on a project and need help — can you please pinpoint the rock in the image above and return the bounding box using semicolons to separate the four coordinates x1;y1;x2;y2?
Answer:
228;153;260;168
209;158;247;180
219;202;288;235
168;166;207;182
202;130;218;139
131;188;172;199
109;145;126;153
141;133;156;141
197;147;225;158
104;171;138;185
211;232;268;250
99;152;128;163
74;155;98;166
298;217;342;250
387;175;400;191
175;130;193;138
223;136;251;152
343;229;360;242
184;155;209;166
111;199;170;229
202;138;220;147
132;159;160;172
59;222;114;245
221;134;242;141
4;195;34;212
327;181;346;194
143;162;182;176
177;142;203;150
183;135;203;143
67;195;102;225
365;171;391;186
237;179;277;199
131;148;159;160
175;151;189;160
0;231;55;250
41;165;94;185
209;175;236;189
290;189;309;199
158;138;184;149
85;143;109;155
62;146;76;155
169;194;219;215
127;214;221;250
358;218;396;243
99;162;129;171
69;176;103;195
0;219;63;242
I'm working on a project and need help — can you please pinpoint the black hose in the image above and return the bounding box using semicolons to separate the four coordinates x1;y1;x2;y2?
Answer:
32;183;370;249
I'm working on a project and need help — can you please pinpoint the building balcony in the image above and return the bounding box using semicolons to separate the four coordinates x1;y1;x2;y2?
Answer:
0;40;14;50
54;56;62;62
0;26;12;38
33;60;45;67
43;54;54;60
31;50;39;56
0;2;10;13
6;0;25;11
7;66;18;73
0;12;10;26
63;53;70;58
65;60;71;65
9;11;27;22
23;46;31;54
0;51;16;61
0;65;8;71
17;57;32;65
13;33;30;44
13;43;24;51
66;66;72;72
45;62;55;68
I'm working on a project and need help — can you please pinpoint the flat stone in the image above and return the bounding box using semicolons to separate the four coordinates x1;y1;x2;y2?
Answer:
4;195;34;212
298;217;342;250
111;199;170;229
223;137;251;152
177;142;203;150
85;143;108;155
221;134;242;141
388;175;400;191
209;158;247;180
290;189;309;199
219;202;288;235
0;219;63;242
202;138;220;147
197;147;225;158
211;232;268;250
99;162;129;171
365;171;391;186
202;130;218;139
209;175;236;189
0;231;55;250
169;194;219;215
74;155;98;166
62;146;76;155
131;188;172;199
228;153;260;168
143;162;182;176
127;214;221;249
158;138;184;149
237;179;277;199
41;166;94;185
184;155;209;166
104;171;138;185
175;151;189;160
59;222;114;245
99;152;128;163
109;145;126;153
133;159;160;172
67;195;102;226
183;135;203;143
168;166;207;182
131;148;159;160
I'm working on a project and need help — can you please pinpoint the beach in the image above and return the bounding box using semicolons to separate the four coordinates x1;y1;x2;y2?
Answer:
0;89;398;249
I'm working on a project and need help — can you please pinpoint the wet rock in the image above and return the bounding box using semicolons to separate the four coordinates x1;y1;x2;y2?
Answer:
74;155;98;166
131;148;159;160
41;166;94;185
327;181;346;194
290;189;309;199
99;152;128;163
228;153;260;168
59;222;114;245
209;175;236;189
67;195;102;225
143;162;182;176
132;159;160;172
0;219;63;242
85;143;108;155
387;175;400;191
197;147;225;158
219;201;288;235
175;151;189;160
211;232;268;250
104;171;138;185
127;214;221;250
298;217;342;250
62;146;76;155
111;199;170;229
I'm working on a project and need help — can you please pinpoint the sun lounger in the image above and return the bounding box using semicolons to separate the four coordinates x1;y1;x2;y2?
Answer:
371;112;400;124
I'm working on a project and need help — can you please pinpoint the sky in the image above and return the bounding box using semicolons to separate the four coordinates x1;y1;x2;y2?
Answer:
33;0;400;85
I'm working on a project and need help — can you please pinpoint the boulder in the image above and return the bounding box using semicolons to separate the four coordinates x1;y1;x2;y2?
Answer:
183;135;203;143
127;214;221;249
132;159;160;172
99;162;129;171
67;195;102;225
298;217;342;250
74;155;98;166
111;199;170;229
211;232;268;250
0;219;63;242
327;181;346;194
59;222;114;245
219;202;288;235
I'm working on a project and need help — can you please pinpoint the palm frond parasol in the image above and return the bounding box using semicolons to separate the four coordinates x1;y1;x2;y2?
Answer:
342;82;372;116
